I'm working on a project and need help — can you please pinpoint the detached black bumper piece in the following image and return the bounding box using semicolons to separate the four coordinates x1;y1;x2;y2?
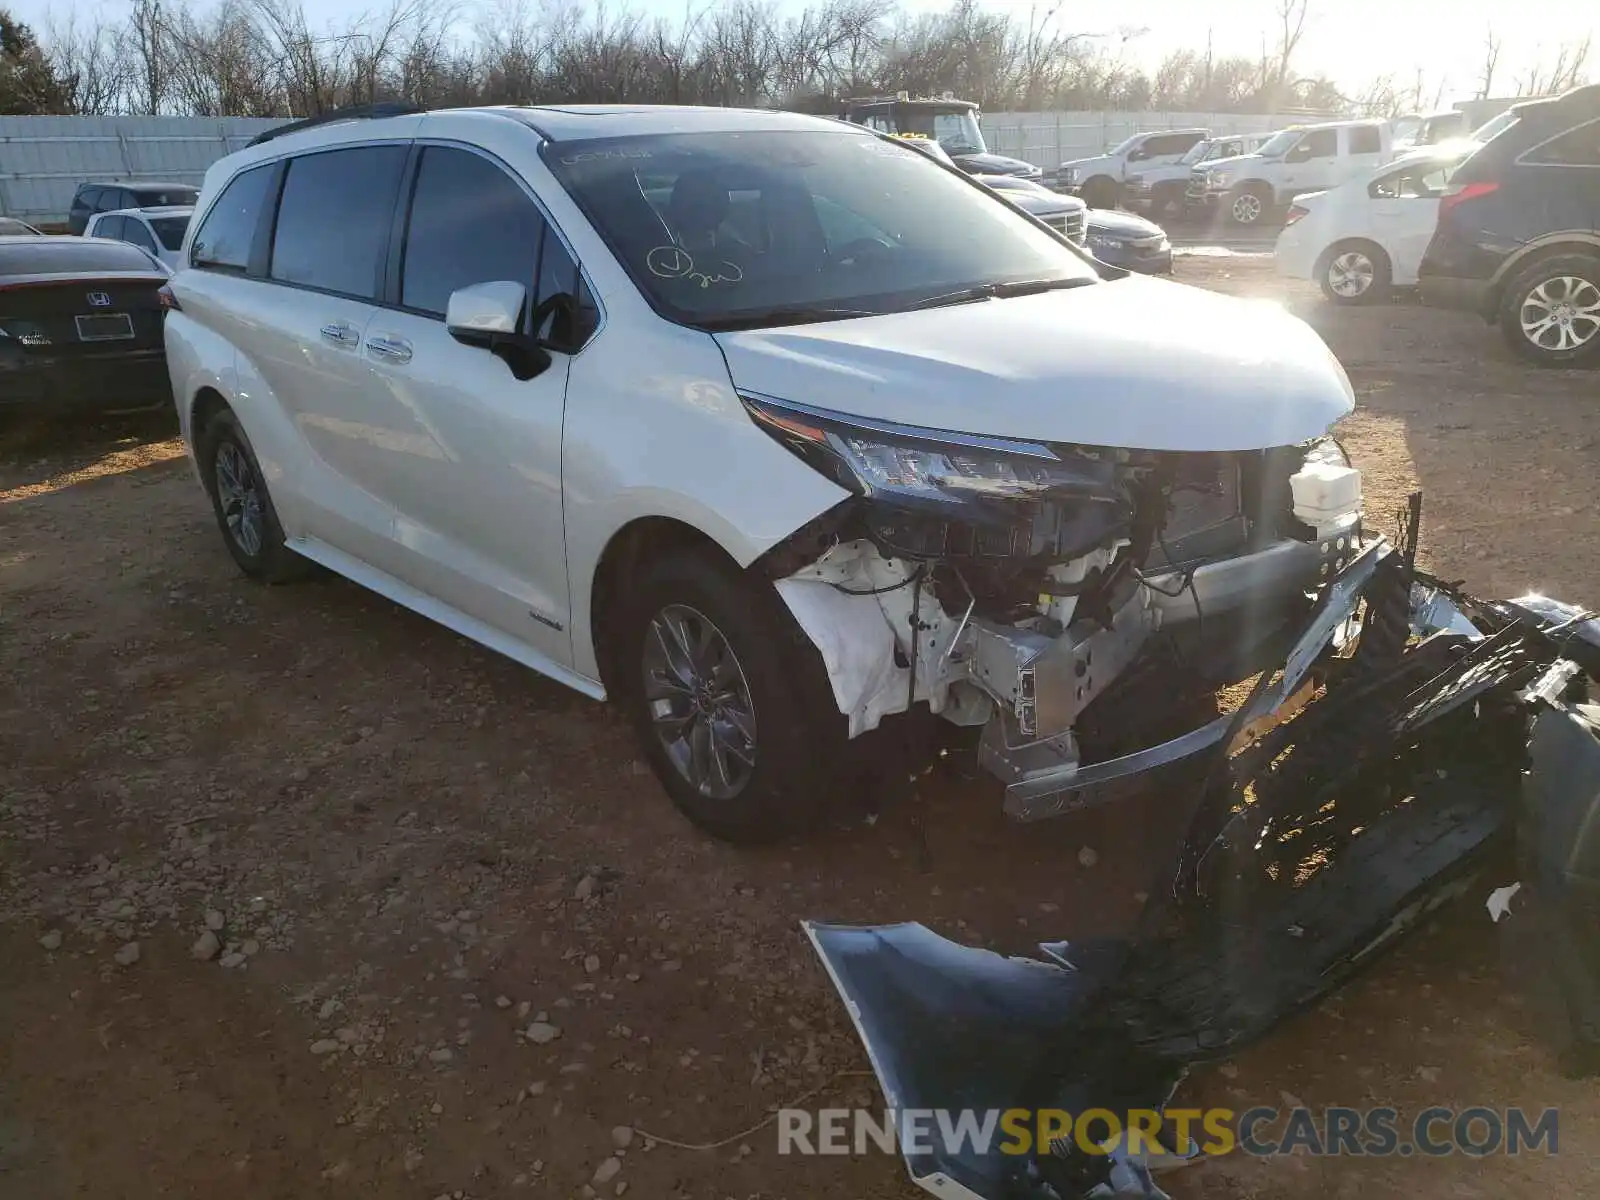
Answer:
0;347;171;414
805;519;1594;1199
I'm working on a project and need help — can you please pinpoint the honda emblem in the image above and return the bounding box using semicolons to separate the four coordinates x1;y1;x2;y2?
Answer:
87;291;112;307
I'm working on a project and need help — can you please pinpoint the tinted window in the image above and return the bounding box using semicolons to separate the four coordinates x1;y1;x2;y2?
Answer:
1143;134;1196;157
123;218;159;253
192;163;276;271
110;189;137;211
1350;126;1383;155
149;215;190;251
93;215;127;240
271;145;407;299
0;239;162;277
131;185;199;207
1297;129;1338;159
74;186;102;210
1526;119;1600;167
400;146;544;317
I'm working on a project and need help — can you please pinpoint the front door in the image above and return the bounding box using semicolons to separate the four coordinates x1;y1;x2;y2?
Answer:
356;143;588;666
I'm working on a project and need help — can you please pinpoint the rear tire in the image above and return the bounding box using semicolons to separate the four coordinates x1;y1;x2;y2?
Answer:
612;548;849;843
1497;253;1600;367
1319;241;1392;305
198;408;313;584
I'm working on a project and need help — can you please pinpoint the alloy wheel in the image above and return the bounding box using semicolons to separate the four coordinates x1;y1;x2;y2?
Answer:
641;603;757;800
1519;275;1600;353
1231;193;1263;224
214;441;265;558
1327;251;1375;298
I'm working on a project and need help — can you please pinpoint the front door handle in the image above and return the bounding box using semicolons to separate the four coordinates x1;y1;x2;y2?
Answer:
320;322;359;347
366;335;413;364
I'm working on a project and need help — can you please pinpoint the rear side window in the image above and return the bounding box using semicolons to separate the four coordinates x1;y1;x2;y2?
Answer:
400;146;544;317
93;215;126;240
1143;133;1200;157
271;145;406;299
132;186;199;207
192;163;276;271
1525;119;1600;167
150;216;190;251
1350;126;1383;155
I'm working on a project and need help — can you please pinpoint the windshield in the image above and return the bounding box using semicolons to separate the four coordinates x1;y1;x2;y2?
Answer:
896;108;987;156
1107;134;1142;157
544;130;1098;328
150;216;190;251
1471;111;1520;143
1256;129;1302;158
1180;141;1210;165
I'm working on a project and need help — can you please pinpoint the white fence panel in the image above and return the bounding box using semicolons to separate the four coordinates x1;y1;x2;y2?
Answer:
0;116;285;225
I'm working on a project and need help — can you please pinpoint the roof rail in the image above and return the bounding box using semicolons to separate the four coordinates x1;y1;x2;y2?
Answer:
247;102;425;148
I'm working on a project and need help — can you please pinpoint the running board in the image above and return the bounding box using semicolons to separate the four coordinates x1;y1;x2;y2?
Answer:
286;536;607;701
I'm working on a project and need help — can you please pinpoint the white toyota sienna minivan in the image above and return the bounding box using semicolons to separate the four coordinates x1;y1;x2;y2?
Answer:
164;104;1366;843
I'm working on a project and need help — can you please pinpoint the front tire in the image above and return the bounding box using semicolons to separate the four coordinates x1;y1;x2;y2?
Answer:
1497;254;1600;367
1080;176;1119;209
614;548;848;843
1228;184;1272;226
199;409;312;583
1319;242;1392;305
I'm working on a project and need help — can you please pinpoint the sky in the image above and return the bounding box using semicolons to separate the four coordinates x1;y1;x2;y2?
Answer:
9;0;1600;105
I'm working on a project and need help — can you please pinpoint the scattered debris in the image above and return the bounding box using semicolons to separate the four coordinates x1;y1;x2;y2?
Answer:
113;942;140;967
526;1022;561;1045
38;930;62;951
191;930;221;961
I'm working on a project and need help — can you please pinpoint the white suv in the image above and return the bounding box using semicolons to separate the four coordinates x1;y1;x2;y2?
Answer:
166;105;1364;843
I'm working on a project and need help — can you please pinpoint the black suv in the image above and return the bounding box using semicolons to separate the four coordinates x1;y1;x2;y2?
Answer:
67;181;200;236
1419;84;1600;366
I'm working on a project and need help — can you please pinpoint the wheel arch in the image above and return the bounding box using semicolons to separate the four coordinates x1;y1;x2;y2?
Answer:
587;515;744;697
1488;236;1600;307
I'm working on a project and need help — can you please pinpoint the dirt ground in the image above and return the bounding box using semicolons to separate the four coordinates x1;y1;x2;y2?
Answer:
3;256;1598;1200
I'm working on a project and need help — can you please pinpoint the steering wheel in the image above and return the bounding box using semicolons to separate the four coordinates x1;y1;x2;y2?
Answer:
833;238;894;267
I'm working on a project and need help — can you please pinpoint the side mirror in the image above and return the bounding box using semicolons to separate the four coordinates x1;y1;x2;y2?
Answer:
446;281;551;381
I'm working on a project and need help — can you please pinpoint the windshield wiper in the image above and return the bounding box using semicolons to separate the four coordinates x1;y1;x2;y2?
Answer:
908;277;1098;311
693;306;877;332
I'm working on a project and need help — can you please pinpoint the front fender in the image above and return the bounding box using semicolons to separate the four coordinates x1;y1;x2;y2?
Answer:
561;318;849;681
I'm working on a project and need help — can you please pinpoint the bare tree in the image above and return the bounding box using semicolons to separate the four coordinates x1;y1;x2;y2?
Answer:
1479;26;1501;99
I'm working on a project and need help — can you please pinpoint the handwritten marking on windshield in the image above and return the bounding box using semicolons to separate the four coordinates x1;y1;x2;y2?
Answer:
645;245;743;289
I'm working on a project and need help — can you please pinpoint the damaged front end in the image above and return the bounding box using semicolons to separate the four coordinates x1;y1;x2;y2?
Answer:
801;536;1600;1200
748;392;1364;813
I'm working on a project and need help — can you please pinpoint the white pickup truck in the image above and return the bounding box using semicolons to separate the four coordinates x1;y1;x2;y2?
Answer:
1123;132;1272;217
1048;128;1209;207
1186;119;1398;226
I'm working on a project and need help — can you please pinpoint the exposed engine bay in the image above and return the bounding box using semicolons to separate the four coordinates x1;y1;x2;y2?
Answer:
799;511;1600;1200
749;391;1365;813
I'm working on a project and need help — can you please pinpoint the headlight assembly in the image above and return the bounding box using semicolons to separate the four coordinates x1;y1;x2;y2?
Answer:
1086;233;1121;251
1210;171;1232;186
741;393;1125;522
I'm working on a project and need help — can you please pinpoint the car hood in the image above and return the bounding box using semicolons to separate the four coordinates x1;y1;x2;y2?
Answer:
1001;190;1085;217
1057;154;1111;171
1085;209;1164;238
951;151;1037;176
714;278;1354;452
1196;152;1268;174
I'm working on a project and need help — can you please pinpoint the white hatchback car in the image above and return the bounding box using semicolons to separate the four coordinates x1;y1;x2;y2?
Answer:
166;105;1365;842
84;205;193;272
1273;147;1467;303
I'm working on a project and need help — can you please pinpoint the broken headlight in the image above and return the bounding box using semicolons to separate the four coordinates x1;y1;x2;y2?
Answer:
741;393;1123;521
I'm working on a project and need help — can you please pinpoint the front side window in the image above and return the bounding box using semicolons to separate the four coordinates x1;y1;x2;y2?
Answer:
401;146;545;318
123;218;159;253
270;145;407;299
1525;118;1600;167
544;129;1098;329
1293;130;1338;160
192;163;276;271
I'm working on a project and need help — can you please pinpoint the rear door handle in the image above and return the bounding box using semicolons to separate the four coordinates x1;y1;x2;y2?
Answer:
366;335;413;364
320;322;360;347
